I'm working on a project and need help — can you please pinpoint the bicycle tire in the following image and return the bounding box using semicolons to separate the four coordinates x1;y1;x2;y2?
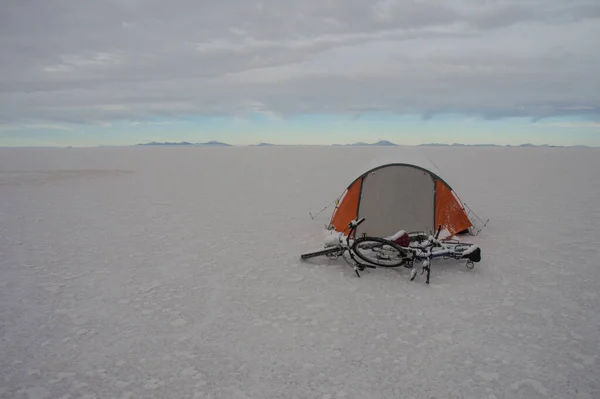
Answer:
351;237;408;267
300;246;344;260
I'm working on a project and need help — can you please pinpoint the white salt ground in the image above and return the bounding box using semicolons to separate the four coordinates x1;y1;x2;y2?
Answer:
1;145;599;399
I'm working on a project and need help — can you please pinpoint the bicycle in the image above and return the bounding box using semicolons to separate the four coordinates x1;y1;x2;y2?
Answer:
300;218;481;283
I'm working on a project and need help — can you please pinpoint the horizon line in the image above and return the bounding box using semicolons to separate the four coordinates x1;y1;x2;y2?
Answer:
0;141;596;149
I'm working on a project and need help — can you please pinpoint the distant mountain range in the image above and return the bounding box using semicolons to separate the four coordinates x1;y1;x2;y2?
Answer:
134;140;589;148
136;140;400;147
198;141;232;146
247;141;399;147
417;143;588;148
136;141;231;146
331;140;398;147
248;142;277;146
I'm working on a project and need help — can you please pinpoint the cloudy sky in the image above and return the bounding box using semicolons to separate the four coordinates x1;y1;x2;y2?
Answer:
1;0;599;146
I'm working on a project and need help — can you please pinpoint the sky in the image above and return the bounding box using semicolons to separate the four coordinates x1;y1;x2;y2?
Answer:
1;0;599;147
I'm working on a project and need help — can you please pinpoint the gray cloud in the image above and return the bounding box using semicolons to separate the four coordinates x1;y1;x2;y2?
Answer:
1;0;599;125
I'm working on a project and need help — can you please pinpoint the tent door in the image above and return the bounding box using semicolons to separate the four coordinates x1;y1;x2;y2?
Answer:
355;166;436;238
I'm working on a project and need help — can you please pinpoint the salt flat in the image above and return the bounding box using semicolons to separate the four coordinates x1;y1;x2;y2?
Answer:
1;145;599;399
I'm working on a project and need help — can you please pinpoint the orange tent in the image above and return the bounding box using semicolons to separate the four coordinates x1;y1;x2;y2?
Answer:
328;162;472;239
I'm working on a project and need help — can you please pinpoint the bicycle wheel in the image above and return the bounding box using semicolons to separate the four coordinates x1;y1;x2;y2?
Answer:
301;246;344;260
351;237;408;267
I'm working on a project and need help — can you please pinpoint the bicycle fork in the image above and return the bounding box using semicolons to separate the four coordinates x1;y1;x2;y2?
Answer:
410;252;432;284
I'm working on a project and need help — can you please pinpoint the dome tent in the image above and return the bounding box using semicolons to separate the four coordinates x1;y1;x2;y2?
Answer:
327;148;473;240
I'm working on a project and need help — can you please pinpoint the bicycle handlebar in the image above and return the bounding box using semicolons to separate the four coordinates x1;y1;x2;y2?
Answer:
349;217;366;228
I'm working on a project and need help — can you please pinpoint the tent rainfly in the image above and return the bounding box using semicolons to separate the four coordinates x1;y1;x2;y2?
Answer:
328;162;473;239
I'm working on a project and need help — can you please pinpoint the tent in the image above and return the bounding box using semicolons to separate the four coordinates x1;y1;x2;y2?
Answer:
327;152;473;240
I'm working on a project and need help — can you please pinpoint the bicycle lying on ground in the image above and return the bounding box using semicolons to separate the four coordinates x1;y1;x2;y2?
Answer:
300;217;481;283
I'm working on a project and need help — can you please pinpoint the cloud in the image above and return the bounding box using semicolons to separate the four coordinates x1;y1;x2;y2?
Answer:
130;121;173;126
26;124;74;131
0;123;73;131
0;0;599;126
544;121;600;128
